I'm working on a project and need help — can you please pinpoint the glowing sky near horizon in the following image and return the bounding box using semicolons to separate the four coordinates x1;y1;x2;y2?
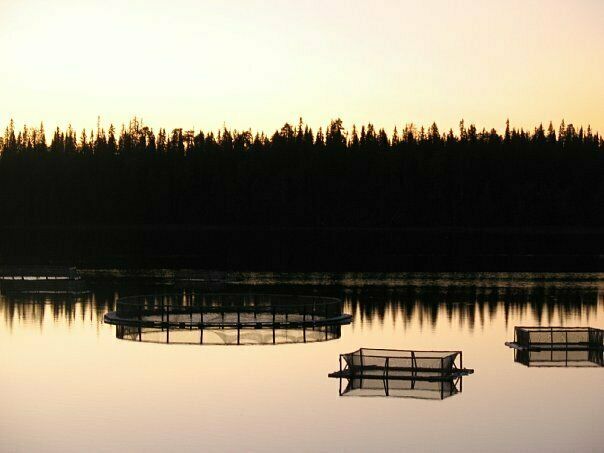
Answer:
1;0;603;135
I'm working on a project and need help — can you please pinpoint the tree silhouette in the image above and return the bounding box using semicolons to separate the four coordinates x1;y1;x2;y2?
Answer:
0;118;602;230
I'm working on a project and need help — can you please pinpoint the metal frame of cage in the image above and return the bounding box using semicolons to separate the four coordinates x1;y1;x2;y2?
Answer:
115;322;343;346
104;293;352;334
506;326;604;352
328;348;474;395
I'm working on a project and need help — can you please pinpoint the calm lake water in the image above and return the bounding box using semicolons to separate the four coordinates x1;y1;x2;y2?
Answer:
1;273;603;452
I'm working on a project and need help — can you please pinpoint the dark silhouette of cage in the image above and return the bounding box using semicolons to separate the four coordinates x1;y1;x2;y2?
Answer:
115;323;342;345
329;348;473;398
104;293;351;344
514;348;604;367
506;326;604;367
505;326;604;351
338;375;464;399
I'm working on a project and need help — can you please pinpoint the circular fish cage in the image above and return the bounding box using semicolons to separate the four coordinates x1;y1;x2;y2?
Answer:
104;293;351;345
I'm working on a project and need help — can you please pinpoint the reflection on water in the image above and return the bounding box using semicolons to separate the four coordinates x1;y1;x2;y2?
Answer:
338;376;464;400
3;280;603;331
0;293;113;329
1;273;604;452
116;324;342;345
514;349;604;367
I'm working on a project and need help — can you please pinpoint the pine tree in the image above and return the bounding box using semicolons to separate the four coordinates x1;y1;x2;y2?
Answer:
107;124;117;155
504;119;511;144
391;126;400;148
35;122;47;153
315;127;325;148
350;125;360;150
558;119;566;145
547;121;556;145
429;123;440;144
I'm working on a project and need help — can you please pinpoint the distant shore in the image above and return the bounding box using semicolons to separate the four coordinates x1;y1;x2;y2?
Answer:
1;225;603;272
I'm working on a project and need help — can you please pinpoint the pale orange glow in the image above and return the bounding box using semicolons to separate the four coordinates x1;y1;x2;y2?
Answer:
1;0;603;135
2;282;604;451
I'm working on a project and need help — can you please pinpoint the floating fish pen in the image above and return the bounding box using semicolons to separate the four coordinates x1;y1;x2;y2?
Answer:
0;266;87;294
506;326;604;367
505;327;604;351
329;348;473;399
104;293;351;345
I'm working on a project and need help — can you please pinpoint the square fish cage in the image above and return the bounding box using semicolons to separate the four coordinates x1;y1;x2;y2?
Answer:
506;327;604;351
329;348;473;382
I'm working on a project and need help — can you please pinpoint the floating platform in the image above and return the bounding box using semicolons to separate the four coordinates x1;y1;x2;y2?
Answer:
329;348;473;398
0;266;87;294
506;326;604;367
0;266;81;281
104;293;351;345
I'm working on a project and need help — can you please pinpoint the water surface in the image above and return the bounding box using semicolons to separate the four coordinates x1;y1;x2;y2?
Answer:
1;273;603;452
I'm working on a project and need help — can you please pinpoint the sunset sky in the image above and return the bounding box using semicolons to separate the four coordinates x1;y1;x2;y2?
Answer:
1;0;603;135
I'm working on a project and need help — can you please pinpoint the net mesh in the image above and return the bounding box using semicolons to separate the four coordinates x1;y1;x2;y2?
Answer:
515;349;604;367
116;324;341;345
514;327;604;349
340;348;460;381
109;293;348;328
341;377;460;399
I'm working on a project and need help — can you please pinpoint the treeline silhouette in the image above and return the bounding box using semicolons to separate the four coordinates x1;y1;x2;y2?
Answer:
0;118;603;227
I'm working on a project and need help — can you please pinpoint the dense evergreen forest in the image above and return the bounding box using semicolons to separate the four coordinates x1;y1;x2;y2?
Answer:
0;118;603;228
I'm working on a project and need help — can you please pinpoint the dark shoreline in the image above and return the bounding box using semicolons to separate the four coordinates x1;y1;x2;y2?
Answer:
1;226;603;272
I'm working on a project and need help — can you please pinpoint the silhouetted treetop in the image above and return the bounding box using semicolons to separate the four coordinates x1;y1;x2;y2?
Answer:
1;118;603;228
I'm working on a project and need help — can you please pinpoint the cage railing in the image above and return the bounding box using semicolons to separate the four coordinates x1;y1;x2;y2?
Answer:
107;293;350;328
330;348;473;383
509;326;604;351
